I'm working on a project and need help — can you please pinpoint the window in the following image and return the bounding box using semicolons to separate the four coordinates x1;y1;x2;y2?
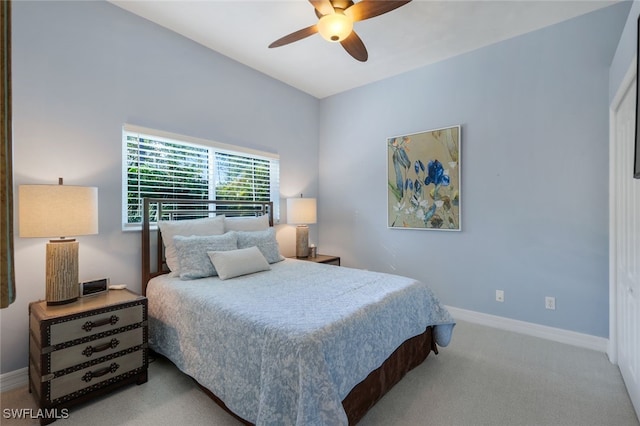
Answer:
123;125;279;229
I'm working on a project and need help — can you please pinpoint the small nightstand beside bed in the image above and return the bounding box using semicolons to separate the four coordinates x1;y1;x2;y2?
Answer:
141;199;454;426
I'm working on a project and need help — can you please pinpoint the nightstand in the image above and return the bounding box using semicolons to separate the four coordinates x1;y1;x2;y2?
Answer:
290;254;341;266
29;289;148;425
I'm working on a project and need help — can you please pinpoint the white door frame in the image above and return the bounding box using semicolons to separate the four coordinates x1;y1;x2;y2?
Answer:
609;56;640;421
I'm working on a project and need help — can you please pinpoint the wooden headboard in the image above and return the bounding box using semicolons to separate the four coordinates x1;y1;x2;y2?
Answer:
141;198;274;295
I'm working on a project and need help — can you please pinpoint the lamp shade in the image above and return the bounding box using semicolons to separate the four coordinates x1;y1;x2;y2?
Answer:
287;198;317;225
19;184;99;238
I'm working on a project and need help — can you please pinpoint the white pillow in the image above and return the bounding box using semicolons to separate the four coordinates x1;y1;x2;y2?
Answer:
208;246;271;280
172;232;237;280
158;216;225;275
224;214;270;232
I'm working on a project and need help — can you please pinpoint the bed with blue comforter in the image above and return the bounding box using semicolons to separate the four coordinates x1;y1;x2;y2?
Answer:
147;258;454;425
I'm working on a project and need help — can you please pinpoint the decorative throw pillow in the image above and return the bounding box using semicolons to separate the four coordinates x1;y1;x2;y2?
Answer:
224;214;270;232
236;228;283;264
208;246;271;280
173;232;238;280
158;216;225;275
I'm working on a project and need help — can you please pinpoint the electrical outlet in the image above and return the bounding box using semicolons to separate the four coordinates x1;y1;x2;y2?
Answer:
496;290;504;302
545;296;556;310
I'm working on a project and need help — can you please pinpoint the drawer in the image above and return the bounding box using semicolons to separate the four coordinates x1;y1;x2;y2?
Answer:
50;328;143;372
49;304;144;345
49;350;144;402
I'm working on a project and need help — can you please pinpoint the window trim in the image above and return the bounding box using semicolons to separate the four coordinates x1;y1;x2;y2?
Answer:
122;124;279;231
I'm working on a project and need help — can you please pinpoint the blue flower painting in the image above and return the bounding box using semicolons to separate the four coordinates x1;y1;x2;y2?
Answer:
388;126;461;230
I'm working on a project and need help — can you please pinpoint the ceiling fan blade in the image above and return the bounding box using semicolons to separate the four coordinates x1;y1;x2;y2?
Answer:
269;25;319;48
340;31;368;62
346;0;412;22
308;0;334;16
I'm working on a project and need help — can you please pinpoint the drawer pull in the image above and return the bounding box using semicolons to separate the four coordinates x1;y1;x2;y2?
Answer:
82;338;120;357
81;315;119;332
82;363;119;383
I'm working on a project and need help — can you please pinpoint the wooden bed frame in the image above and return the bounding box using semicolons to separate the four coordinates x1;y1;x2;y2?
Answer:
141;198;438;425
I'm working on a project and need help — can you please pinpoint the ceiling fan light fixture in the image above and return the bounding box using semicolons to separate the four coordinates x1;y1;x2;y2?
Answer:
317;12;353;43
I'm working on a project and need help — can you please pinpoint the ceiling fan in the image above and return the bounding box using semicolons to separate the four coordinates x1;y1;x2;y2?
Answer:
268;0;412;62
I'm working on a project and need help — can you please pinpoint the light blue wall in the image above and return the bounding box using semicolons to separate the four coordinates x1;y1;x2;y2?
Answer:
318;3;629;337
2;1;319;374
610;1;640;102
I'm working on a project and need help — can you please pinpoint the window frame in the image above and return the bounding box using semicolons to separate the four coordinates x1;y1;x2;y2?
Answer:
122;124;279;230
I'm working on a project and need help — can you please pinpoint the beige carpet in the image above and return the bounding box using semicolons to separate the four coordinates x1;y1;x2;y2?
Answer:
2;320;638;426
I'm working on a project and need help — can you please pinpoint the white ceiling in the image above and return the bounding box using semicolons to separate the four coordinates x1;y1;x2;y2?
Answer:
109;0;617;99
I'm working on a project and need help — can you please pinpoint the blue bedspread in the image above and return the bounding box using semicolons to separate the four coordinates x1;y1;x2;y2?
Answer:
147;259;455;425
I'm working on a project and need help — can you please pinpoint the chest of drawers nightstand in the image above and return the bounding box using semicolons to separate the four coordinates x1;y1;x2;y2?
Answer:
289;254;341;266
29;289;148;424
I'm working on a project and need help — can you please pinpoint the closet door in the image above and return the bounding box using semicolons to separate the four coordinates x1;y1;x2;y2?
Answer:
612;74;640;417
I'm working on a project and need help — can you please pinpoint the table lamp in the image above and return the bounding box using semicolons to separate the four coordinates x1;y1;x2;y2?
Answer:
287;196;317;258
19;178;98;305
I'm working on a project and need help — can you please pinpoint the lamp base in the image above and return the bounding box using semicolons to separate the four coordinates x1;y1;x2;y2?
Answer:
295;225;310;258
46;239;79;305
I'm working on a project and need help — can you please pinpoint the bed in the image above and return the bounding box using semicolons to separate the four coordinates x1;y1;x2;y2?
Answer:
141;199;454;425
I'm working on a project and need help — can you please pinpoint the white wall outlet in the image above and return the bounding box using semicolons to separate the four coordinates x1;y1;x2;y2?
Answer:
545;296;556;310
496;290;504;302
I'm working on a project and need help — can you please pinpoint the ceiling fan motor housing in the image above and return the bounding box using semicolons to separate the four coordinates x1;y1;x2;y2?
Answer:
314;0;354;18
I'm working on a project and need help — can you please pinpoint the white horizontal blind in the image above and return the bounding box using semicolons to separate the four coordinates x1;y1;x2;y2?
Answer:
123;126;279;228
215;152;270;201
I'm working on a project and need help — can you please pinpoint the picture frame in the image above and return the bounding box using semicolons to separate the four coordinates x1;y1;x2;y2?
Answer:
387;125;461;230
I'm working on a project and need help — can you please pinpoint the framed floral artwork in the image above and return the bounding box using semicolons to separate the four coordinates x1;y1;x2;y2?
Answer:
387;125;461;230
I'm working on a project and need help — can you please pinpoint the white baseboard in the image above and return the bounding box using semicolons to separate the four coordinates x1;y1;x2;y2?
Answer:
0;367;28;392
446;305;608;353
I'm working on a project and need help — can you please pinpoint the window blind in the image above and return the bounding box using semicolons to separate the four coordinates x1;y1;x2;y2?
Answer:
123;125;279;228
